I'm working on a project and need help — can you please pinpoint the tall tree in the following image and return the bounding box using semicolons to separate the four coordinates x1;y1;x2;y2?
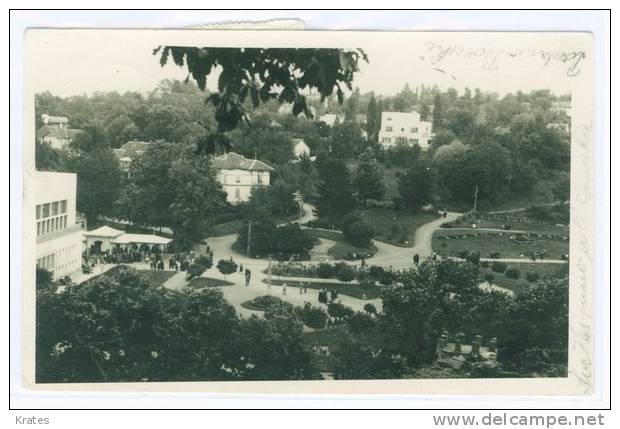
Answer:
167;152;227;249
314;158;356;221
118;141;179;228
397;159;436;211
366;94;379;143
156;47;367;153
432;93;444;129
353;148;385;202
329;121;364;159
70;148;121;226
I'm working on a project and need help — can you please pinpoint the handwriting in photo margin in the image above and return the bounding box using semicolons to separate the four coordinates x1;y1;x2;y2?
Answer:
423;42;586;77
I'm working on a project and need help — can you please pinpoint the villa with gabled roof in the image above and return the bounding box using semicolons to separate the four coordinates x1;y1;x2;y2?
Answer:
212;152;275;204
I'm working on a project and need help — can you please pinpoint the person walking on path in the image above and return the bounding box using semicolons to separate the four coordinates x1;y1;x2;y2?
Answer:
239;264;244;273
245;269;251;287
413;254;420;265
282;284;287;296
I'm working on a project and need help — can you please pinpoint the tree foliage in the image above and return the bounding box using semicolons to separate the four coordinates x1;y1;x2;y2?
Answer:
156;47;367;153
353;148;385;202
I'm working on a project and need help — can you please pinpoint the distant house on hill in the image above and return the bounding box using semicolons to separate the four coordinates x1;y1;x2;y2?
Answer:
37;114;81;149
377;111;434;150
212;152;275;204
319;113;344;127
112;141;151;177
290;138;311;160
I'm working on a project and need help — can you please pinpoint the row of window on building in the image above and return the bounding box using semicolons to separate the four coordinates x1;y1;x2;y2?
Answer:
36;253;55;271
385;126;421;133
382;137;420;145
36;200;67;220
36;200;69;237
36;244;80;275
221;174;264;185
37;215;69;237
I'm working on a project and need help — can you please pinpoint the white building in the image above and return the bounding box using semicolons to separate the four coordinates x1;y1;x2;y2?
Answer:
34;172;84;279
319;113;344;127
378;111;434;150
213;152;275;204
291;138;311;160
37;114;81;149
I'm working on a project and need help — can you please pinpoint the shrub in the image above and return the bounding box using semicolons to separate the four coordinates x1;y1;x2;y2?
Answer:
505;268;521;279
484;273;495;284
327;302;355;322
457;250;470;260
359;278;375;292
186;263;207;280
216;259;238;279
525;272;541;283
346;312;376;335
480;261;490;268
316;262;334;279
342;220;374;248
363;303;377;315
298;304;328;330
195;254;213;269
466;251;480;265
335;263;356;283
249;295;283;309
491;261;507;273
379;271;394;286
368;265;385;279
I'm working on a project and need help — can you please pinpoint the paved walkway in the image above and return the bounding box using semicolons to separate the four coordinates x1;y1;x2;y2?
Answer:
155;204;564;317
162;271;188;290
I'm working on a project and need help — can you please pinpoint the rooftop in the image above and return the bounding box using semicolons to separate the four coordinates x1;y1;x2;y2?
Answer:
212;152;275;172
111;233;172;245
83;225;125;238
113;141;151;160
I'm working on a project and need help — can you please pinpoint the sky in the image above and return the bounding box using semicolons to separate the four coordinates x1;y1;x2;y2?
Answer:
25;29;588;99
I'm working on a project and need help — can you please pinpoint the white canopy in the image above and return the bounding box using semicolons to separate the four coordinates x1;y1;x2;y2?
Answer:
83;225;124;238
111;233;172;246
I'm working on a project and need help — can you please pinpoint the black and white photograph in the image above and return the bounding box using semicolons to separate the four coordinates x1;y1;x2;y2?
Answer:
19;27;598;396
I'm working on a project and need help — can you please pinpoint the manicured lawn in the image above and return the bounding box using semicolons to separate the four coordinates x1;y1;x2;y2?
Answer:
481;262;566;293
433;231;569;259
263;278;382;300
307;228;377;261
240;295;286;311
327;242;378;260
187;277;235;288
354;207;439;247
207;210;306;238
207;219;244;237
445;217;569;235
136;270;176;288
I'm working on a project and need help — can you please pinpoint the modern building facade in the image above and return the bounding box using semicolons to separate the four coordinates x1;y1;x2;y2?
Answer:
212;152;275;204
378;111;433;150
34;172;84;279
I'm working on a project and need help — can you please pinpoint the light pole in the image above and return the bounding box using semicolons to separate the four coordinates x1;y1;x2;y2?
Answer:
472;185;479;220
